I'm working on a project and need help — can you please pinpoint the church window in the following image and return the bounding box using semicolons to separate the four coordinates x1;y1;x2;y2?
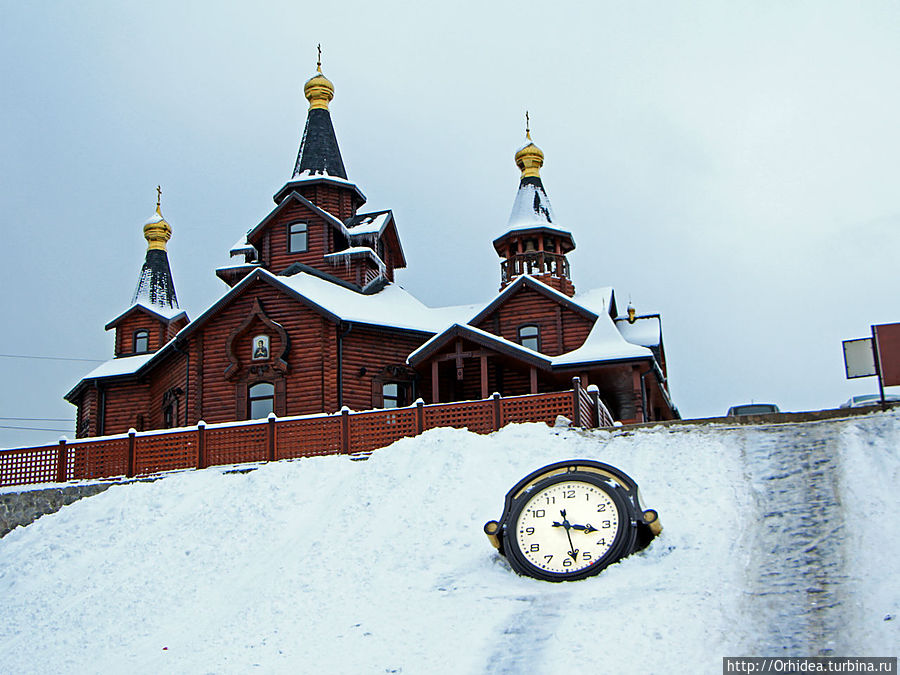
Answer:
518;325;540;352
288;222;308;253
382;382;401;409
133;330;150;354
248;382;275;419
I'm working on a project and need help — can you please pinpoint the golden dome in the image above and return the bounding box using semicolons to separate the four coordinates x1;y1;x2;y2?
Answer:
143;187;172;251
515;113;544;179
304;46;334;110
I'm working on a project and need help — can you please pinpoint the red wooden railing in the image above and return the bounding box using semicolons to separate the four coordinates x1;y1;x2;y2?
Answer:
0;378;614;488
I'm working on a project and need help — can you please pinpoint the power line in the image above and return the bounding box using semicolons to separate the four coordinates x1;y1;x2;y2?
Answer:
0;417;73;422
0;425;74;432
0;353;105;363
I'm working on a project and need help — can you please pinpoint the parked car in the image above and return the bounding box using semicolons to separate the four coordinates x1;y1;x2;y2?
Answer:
726;403;780;416
839;394;900;408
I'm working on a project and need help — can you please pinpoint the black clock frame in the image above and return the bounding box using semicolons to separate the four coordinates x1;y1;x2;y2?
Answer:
484;459;661;582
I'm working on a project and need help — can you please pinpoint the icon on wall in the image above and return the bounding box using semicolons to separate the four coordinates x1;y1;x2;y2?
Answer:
252;335;270;360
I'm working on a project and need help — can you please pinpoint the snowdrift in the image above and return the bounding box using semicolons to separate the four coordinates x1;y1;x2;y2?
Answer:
1;412;898;674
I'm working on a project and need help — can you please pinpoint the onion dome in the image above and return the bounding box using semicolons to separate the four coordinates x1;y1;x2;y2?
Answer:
143;203;172;251
303;68;334;111
304;46;335;111
515;131;545;179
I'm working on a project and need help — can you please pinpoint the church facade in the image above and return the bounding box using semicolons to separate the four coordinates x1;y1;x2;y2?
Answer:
65;61;678;438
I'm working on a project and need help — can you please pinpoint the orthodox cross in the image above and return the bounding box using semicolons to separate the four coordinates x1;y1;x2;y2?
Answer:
317;43;322;72
526;111;531;140
156;185;162;209
455;340;465;380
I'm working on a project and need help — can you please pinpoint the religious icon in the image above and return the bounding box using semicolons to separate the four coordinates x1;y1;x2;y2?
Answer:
252;335;270;360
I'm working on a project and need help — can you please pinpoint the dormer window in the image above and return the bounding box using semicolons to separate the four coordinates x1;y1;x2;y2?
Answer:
518;325;540;352
288;222;308;253
133;329;150;354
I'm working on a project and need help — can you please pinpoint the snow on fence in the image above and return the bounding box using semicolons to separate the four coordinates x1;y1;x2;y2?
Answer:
0;378;613;488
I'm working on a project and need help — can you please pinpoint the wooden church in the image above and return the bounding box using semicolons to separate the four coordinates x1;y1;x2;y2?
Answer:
65;59;679;438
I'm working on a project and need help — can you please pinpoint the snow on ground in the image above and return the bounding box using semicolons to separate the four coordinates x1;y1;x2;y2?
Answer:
0;412;897;674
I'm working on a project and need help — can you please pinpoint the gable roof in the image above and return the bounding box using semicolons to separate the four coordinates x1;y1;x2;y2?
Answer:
345;210;392;236
408;323;553;369
104;302;188;330
407;316;652;372
246;190;349;245
469;275;598;327
345;209;408;269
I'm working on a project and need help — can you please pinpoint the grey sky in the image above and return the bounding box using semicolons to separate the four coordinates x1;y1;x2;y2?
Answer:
2;1;899;448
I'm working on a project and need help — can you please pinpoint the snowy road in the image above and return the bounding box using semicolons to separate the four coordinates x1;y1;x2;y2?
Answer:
0;411;897;673
741;421;849;654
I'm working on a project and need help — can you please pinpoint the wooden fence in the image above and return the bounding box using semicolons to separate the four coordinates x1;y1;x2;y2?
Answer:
0;378;612;489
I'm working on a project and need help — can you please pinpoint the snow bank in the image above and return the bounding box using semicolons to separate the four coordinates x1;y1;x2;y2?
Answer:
0;413;897;673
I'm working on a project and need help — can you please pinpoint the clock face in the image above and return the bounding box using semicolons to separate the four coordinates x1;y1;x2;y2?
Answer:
511;477;626;578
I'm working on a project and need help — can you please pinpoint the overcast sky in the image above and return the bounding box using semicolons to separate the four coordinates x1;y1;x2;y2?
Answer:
2;1;899;448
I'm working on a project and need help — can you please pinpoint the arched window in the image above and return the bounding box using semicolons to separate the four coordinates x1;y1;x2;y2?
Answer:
248;382;275;419
518;325;540;352
288;222;308;253
133;329;150;354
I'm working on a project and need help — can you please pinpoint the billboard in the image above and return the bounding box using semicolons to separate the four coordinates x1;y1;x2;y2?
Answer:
874;322;900;387
843;338;876;379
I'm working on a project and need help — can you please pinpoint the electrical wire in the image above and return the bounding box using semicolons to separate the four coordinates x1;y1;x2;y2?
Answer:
0;353;105;363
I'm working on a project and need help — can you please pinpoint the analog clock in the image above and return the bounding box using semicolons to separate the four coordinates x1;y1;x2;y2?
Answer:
484;459;661;582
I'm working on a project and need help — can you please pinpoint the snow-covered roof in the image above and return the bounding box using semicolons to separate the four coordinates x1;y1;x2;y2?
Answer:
573;286;615;317
215;262;259;275
616;315;662;348
469;275;598;328
273;270;470;334
105;301;187;329
78;352;157;380
552;314;654;367
346;211;391;236
289;169;358;187
408;323;552;367
229;234;257;259
409;279;651;370
324;247;386;272
273;173;367;205
508;180;555;230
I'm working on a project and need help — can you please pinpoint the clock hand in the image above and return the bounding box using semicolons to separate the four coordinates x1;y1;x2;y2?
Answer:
558;510;579;561
572;523;598;534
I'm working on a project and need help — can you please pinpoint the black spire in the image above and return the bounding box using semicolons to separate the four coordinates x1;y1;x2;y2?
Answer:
132;248;179;309
292;108;347;179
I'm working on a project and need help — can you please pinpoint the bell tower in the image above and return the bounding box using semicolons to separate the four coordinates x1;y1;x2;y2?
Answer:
492;115;576;296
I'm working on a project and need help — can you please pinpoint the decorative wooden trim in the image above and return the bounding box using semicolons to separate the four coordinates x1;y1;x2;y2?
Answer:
224;298;290;380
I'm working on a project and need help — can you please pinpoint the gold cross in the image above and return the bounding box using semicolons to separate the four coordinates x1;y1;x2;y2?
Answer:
156;185;162;208
317;43;322;72
526;111;531;140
